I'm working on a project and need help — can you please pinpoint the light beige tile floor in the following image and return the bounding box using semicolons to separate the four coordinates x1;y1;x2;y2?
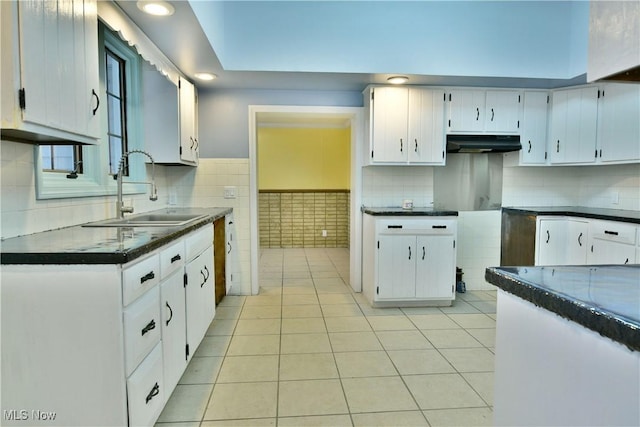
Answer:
157;248;496;427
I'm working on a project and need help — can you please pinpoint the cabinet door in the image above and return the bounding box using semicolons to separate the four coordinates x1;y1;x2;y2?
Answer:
408;88;446;164
448;90;485;132
536;219;567;265
566;220;589;265
415;235;455;299
372;86;409;162
598;83;640;162
520;91;549;165
377;235;416;299
225;214;236;294
185;246;215;359
485;90;521;133
588;239;636;265
18;0;99;138
550;87;598;164
160;270;187;397
179;77;197;164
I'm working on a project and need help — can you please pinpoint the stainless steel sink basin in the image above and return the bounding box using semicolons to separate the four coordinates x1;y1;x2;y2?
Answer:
83;213;208;228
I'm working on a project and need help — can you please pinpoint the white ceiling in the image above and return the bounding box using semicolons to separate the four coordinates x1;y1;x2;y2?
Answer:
113;0;588;92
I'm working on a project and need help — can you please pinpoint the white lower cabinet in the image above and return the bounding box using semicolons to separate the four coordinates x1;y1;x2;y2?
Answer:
363;214;457;307
535;216;637;266
160;269;187;397
0;224;215;427
127;343;165;427
587;220;636;265
535;217;588;266
186;245;215;360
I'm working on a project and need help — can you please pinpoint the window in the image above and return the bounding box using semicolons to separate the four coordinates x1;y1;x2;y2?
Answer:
105;48;128;176
35;22;145;199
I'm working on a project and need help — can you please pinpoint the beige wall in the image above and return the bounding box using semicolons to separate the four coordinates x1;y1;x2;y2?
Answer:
257;127;350;190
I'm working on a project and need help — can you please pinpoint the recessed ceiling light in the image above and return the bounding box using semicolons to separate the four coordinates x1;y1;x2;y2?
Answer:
137;1;175;16
387;76;409;84
194;72;217;81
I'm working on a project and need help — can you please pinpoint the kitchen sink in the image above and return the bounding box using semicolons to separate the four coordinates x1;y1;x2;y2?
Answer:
83;213;208;228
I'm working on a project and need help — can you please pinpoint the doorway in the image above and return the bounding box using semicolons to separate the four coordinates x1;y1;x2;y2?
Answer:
249;106;364;295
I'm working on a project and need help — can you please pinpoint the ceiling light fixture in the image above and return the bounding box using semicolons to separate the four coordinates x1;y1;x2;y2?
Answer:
194;72;217;81
387;76;409;84
137;1;175;16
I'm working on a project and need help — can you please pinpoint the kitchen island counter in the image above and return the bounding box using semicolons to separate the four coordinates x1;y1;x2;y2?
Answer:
0;207;231;265
502;206;640;224
362;206;458;216
486;264;640;426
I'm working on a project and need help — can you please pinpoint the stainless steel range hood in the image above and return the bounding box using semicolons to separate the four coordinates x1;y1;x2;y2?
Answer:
446;134;521;153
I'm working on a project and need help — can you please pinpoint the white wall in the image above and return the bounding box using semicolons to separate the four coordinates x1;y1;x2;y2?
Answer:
361;166;434;208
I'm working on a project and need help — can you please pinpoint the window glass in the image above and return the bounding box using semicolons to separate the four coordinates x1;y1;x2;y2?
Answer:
105;48;128;175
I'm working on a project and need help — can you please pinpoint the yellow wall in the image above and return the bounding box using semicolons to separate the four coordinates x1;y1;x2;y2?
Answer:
258;127;351;190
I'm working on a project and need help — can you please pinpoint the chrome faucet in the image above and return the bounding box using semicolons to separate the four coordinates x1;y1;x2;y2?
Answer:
116;150;158;219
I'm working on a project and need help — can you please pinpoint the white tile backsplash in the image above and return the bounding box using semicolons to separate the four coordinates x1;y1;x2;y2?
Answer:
362;166;434;208
1;140;252;295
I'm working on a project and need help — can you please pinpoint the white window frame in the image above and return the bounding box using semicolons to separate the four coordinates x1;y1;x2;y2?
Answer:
35;22;146;200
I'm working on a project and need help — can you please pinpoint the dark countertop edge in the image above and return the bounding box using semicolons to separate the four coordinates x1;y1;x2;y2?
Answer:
485;266;640;352
0;208;232;265
502;207;640;224
362;207;459;216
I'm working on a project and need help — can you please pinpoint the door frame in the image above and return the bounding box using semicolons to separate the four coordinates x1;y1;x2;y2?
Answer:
248;105;364;294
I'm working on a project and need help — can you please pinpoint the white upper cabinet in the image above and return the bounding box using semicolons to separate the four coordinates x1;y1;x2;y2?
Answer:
447;90;486;132
1;0;100;145
597;83;640;163
407;88;446;164
549;86;599;164
367;86;445;165
519;91;549;165
447;89;521;134
178;77;199;165
484;90;521;133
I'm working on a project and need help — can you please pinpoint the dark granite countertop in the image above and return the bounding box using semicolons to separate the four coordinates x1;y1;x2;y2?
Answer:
1;207;232;265
362;206;458;216
486;265;640;352
502;206;640;224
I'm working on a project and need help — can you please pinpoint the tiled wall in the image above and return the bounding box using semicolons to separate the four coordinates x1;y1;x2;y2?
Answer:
0;140;252;296
259;191;350;248
361;166;434;208
503;163;640;210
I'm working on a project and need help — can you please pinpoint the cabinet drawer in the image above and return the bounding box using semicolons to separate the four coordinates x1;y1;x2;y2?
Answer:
590;221;636;245
123;254;160;306
186;225;214;261
377;218;457;235
124;286;161;377
160;240;185;279
127;343;164;427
